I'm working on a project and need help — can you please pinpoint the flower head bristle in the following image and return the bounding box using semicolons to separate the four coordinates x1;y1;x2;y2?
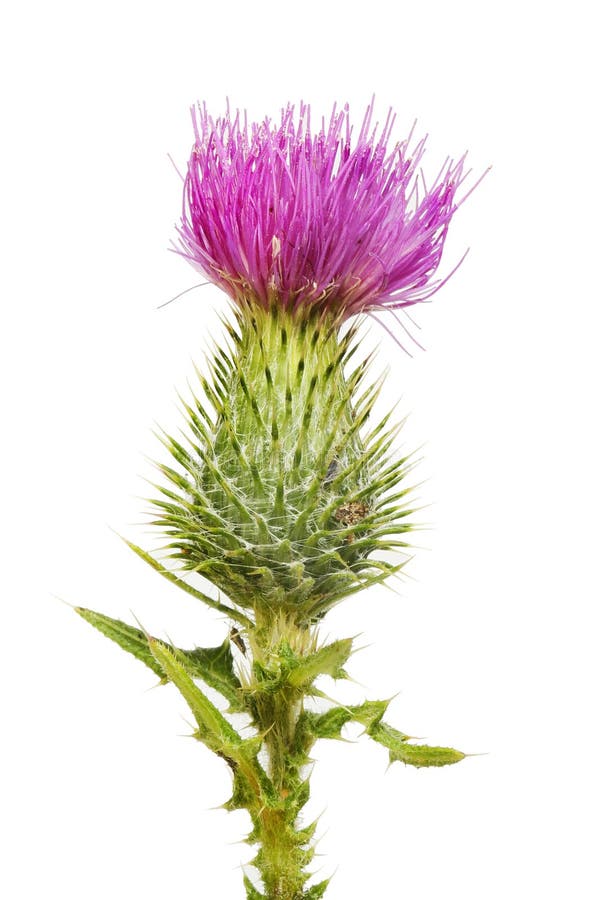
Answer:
177;101;471;322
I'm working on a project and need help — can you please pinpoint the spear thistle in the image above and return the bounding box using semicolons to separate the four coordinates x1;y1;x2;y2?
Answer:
75;102;478;899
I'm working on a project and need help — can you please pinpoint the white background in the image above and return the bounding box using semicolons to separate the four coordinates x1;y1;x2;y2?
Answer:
2;1;595;897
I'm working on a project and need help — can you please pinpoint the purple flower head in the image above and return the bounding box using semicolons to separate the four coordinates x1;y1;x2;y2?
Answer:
177;101;477;324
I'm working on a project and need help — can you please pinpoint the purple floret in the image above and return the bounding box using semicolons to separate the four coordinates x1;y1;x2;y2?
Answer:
177;101;475;321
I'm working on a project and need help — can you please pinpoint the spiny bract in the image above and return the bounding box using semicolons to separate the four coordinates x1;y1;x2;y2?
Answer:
151;301;415;625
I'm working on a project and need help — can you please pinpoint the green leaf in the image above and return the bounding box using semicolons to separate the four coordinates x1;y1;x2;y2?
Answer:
183;641;243;711
75;607;242;710
305;706;355;740
223;769;255;813
369;721;466;768
350;699;391;728
307;700;389;740
306;700;465;768
304;879;330;899
74;607;164;680
243;875;266;899
148;639;276;806
287;638;353;688
148;638;242;755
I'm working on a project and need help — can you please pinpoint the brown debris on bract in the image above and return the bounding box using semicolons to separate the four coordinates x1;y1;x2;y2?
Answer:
333;501;370;543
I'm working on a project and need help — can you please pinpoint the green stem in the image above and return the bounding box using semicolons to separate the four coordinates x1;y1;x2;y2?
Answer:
258;808;310;900
265;691;301;788
248;616;315;900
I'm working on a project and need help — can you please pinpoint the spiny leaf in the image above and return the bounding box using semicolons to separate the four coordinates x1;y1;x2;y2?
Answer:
305;707;354;740
223;768;256;813
74;607;164;680
149;641;276;806
148;638;242;754
306;700;465;768
369;721;466;768
184;641;243;710
76;607;243;709
243;875;266;899
307;699;389;739
304;878;330;899
287;638;353;688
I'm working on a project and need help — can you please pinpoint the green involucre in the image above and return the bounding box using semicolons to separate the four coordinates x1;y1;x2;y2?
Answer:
151;301;415;625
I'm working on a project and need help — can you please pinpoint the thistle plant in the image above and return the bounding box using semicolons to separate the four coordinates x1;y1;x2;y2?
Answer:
75;102;479;899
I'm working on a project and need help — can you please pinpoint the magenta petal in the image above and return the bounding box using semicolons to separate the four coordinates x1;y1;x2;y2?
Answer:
177;101;471;321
